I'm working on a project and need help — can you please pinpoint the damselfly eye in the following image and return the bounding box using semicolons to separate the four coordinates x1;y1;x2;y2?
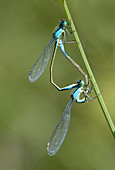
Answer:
59;19;63;23
59;19;66;25
76;79;81;83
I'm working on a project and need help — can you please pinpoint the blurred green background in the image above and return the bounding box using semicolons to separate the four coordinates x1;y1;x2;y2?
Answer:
0;0;115;169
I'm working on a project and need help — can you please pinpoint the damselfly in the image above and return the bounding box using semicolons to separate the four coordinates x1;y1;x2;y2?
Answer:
47;79;99;156
29;19;73;82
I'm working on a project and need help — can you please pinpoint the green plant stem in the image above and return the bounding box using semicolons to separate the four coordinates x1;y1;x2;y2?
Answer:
61;0;115;138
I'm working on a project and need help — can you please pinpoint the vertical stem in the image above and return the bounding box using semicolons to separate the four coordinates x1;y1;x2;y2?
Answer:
61;0;115;138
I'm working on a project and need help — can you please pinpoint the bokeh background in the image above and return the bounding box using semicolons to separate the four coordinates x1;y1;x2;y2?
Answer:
0;0;115;169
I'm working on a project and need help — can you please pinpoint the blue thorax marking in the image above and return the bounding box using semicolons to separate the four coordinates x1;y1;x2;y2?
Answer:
71;81;86;103
53;28;64;39
53;24;65;39
72;87;83;100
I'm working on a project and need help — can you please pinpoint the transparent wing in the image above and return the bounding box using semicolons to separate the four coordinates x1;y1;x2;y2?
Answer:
29;36;55;82
47;97;74;156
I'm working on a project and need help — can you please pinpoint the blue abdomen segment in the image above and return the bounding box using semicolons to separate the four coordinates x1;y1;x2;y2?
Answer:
59;40;70;58
60;84;77;91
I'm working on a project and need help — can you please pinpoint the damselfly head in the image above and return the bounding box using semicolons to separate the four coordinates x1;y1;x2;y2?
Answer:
59;19;67;26
76;79;84;86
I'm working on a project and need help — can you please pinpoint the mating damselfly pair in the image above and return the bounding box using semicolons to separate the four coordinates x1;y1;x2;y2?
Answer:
29;19;99;156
